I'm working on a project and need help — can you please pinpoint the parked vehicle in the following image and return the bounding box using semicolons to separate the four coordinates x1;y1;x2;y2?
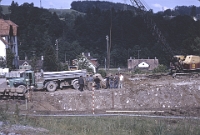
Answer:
0;70;87;98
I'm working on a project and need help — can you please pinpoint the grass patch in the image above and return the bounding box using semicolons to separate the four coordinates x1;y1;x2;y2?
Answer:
0;104;200;134
19;116;200;135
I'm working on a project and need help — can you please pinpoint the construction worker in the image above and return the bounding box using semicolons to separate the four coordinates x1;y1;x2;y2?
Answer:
109;74;114;89
119;73;124;88
94;76;101;90
88;74;94;91
78;76;84;91
105;75;110;89
85;74;90;90
114;73;119;88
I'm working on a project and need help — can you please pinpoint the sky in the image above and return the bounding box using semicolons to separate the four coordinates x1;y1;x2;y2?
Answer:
1;0;200;13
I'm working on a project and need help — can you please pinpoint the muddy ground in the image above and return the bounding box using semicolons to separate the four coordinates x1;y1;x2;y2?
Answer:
0;73;200;117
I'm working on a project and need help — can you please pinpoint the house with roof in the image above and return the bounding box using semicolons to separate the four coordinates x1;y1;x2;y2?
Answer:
0;19;19;68
128;57;159;71
18;59;43;71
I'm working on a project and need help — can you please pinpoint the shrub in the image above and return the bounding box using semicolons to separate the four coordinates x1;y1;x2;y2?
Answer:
153;64;168;73
97;70;106;78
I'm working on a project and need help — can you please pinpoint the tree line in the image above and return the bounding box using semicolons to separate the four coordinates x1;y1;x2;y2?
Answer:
1;1;200;71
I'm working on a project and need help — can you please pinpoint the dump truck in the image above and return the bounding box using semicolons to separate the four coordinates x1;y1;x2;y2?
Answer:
0;70;87;98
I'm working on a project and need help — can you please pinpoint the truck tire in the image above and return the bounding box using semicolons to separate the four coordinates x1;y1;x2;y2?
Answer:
17;85;26;90
72;80;79;90
17;85;27;93
46;81;57;92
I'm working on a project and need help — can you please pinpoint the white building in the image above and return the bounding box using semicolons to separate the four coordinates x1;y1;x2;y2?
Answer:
0;19;18;68
128;57;159;71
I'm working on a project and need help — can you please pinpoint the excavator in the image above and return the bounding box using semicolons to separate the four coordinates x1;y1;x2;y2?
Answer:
130;0;200;75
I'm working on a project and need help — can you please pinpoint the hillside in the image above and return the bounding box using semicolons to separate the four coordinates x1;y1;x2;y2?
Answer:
0;1;200;70
48;8;85;16
1;5;10;15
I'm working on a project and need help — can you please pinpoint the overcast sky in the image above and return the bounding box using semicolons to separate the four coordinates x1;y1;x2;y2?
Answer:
1;0;199;13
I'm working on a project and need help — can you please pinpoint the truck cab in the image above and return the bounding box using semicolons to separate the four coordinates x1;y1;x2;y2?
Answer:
7;70;35;89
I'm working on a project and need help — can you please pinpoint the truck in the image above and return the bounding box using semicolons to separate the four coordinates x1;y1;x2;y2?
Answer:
0;70;87;98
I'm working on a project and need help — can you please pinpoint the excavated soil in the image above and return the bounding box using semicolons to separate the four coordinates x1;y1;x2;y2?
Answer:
1;74;200;117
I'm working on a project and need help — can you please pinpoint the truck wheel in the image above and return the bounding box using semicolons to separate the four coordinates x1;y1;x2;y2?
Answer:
17;85;26;91
46;81;57;92
73;80;79;90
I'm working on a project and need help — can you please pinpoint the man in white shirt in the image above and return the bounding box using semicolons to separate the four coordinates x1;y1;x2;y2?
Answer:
119;73;124;89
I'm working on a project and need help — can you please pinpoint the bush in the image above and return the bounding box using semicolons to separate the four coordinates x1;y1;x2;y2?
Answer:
152;64;167;73
134;68;142;74
97;70;106;78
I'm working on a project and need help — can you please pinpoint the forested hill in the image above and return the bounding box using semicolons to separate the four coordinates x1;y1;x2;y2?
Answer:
70;1;135;12
1;1;200;71
70;1;200;15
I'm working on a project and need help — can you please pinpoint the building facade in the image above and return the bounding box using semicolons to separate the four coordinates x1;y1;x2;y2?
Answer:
128;57;159;71
0;19;18;68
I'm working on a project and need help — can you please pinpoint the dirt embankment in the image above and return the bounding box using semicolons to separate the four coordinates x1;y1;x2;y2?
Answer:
1;74;200;117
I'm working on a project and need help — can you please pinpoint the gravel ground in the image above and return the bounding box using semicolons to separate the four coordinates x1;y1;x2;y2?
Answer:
1;74;200;134
1;74;200;117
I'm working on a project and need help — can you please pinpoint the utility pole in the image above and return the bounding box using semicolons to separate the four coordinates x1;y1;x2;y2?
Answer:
65;52;67;63
106;35;110;70
40;0;42;8
133;49;141;59
55;39;58;61
137;50;141;59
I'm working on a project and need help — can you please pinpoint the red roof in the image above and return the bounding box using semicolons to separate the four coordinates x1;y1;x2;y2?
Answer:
0;19;18;36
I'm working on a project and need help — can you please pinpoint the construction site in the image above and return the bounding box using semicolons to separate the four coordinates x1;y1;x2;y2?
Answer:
0;73;200;117
0;0;200;134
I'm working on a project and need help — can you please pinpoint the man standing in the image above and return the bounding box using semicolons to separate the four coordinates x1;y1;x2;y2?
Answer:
119;73;124;88
78;76;84;91
114;73;119;88
109;74;114;89
94;76;101;90
105;75;110;89
88;74;94;91
85;74;90;90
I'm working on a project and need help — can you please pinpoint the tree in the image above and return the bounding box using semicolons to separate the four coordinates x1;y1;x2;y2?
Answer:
164;9;172;16
6;49;14;69
0;0;3;18
0;57;6;68
30;55;37;72
191;37;200;55
190;6;196;17
43;45;57;71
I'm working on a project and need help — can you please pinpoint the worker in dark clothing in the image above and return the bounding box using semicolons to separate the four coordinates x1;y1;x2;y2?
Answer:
109;74;114;89
114;73;119;88
78;76;84;91
105;75;110;89
94;76;101;90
